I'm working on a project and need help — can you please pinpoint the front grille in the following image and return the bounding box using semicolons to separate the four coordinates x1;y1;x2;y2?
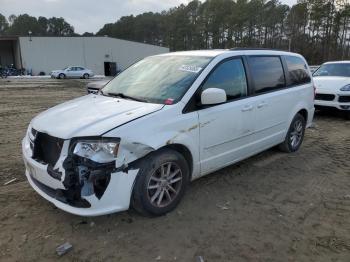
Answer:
339;96;350;103
32;130;64;167
315;93;335;101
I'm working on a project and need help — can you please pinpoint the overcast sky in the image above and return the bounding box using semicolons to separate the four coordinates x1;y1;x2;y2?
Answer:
0;0;297;34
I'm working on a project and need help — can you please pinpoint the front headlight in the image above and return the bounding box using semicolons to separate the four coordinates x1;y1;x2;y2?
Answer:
340;84;350;91
73;138;120;163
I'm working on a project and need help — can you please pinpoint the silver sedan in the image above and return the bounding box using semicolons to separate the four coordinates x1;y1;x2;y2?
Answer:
51;66;94;79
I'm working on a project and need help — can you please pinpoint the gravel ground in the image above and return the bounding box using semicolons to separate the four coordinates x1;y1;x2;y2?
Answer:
0;78;349;262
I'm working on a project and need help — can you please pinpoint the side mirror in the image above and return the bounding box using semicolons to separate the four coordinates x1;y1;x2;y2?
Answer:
201;88;227;105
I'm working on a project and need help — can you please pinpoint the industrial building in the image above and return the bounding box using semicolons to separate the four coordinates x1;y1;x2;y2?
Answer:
0;36;169;76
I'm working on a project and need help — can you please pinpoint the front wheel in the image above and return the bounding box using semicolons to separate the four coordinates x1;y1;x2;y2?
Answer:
58;73;65;79
132;148;190;216
279;113;306;153
83;73;89;79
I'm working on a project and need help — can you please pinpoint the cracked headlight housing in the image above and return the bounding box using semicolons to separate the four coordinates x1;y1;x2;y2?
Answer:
73;138;120;163
340;84;350;91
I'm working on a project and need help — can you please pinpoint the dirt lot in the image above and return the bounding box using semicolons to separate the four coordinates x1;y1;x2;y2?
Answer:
0;78;349;262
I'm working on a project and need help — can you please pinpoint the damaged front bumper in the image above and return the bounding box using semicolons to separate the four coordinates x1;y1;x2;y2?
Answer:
22;135;139;216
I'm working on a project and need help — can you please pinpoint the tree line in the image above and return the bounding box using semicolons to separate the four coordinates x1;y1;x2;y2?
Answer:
0;14;75;36
96;0;350;65
1;0;350;64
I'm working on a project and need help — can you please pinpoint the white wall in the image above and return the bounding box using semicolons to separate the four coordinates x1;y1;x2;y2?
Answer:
19;37;169;75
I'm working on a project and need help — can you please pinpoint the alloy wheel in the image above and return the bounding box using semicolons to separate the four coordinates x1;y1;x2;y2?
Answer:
147;162;183;208
289;119;303;149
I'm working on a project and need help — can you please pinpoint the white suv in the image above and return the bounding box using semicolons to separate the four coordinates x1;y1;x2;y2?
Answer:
22;49;315;216
313;61;350;118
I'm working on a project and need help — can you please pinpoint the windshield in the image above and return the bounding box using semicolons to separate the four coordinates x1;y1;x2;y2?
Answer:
313;63;350;77
102;55;212;104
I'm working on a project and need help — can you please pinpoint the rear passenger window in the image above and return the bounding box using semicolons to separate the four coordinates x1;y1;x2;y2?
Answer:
285;56;311;85
249;56;285;94
202;58;247;101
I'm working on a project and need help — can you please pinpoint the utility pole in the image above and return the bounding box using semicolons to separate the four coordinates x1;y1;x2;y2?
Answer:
289;38;292;52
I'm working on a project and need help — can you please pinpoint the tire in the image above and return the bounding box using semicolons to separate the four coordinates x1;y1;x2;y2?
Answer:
132;148;190;216
83;73;89;79
279;113;306;153
58;73;65;79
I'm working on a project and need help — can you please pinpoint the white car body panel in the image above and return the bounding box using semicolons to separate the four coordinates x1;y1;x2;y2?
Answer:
198;96;255;174
31;95;164;139
22;50;315;216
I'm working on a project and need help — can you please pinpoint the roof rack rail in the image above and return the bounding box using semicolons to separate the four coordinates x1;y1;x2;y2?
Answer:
229;47;284;51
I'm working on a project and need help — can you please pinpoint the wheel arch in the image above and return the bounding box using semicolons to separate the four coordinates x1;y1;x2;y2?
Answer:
297;108;308;122
157;143;194;179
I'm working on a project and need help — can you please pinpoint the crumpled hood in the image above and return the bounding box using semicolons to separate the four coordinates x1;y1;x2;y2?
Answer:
314;76;350;92
31;95;164;139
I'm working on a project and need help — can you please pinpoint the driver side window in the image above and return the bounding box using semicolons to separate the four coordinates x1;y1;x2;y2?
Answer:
202;58;247;101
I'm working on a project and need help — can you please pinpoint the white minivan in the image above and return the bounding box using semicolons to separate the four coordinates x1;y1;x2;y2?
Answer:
22;49;315;216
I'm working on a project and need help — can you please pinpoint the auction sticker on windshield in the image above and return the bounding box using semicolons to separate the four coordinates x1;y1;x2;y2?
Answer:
179;65;202;73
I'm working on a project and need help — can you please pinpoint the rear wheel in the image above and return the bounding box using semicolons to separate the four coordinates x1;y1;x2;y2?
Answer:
279;113;306;153
132;148;189;216
58;73;65;79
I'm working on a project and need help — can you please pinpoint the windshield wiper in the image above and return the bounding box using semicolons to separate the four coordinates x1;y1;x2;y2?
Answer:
106;92;147;102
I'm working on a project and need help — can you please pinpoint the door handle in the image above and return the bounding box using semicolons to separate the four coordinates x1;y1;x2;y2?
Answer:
241;105;253;112
257;102;268;108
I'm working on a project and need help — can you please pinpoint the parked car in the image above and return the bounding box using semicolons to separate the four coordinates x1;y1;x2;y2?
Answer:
86;80;110;94
22;49;314;217
51;66;94;79
313;61;350;118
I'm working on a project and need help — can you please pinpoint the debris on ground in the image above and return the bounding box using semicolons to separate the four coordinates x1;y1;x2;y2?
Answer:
4;178;17;186
216;201;230;210
196;255;205;262
56;242;73;256
309;122;318;129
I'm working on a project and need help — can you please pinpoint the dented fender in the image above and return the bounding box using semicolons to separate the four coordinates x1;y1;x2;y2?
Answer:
115;140;156;169
104;107;201;179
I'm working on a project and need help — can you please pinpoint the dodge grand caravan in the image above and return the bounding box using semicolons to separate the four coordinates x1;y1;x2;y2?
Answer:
22;49;315;216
